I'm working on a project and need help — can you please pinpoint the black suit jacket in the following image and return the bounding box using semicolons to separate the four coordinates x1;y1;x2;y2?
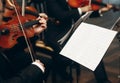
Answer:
45;0;100;52
46;0;80;36
0;36;44;83
0;51;44;83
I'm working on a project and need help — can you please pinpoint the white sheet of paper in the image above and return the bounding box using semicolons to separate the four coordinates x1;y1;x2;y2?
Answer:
60;22;117;71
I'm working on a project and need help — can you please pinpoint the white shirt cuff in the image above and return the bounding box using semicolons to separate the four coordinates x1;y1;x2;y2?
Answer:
32;62;45;73
98;10;103;17
78;8;82;15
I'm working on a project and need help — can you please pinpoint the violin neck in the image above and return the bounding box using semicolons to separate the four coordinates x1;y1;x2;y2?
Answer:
92;1;120;12
21;20;40;29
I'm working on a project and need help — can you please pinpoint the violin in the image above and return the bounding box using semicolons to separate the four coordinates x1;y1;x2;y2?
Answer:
3;0;38;22
68;0;120;11
0;15;40;49
0;0;44;62
3;0;59;25
4;6;38;20
68;0;102;10
3;0;19;19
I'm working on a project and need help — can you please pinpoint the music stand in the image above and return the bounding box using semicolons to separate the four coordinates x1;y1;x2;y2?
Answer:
57;11;93;46
111;17;120;80
56;11;93;83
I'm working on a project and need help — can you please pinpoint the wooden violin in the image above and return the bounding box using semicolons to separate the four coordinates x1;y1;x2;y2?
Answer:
1;0;44;62
3;0;38;22
0;15;40;49
68;0;103;10
68;0;120;11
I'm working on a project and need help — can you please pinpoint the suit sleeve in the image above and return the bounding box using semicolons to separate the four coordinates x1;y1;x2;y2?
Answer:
0;65;44;83
46;0;81;22
90;10;101;18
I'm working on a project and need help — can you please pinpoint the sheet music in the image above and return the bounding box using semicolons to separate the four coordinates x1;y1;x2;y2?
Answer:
60;22;117;71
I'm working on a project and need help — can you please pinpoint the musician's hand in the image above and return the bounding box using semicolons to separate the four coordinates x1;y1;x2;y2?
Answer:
33;13;48;34
80;5;92;13
99;4;113;13
39;13;48;21
32;59;45;72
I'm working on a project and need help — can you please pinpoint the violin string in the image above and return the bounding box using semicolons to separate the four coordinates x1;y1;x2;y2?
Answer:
11;0;34;62
22;0;25;16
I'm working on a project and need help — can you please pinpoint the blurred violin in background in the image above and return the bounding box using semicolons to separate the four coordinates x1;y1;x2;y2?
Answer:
68;0;120;11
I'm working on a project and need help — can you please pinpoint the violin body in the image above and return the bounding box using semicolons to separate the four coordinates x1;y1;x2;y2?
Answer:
4;0;37;21
0;16;35;49
68;0;102;11
68;0;120;11
3;6;37;21
0;0;42;49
